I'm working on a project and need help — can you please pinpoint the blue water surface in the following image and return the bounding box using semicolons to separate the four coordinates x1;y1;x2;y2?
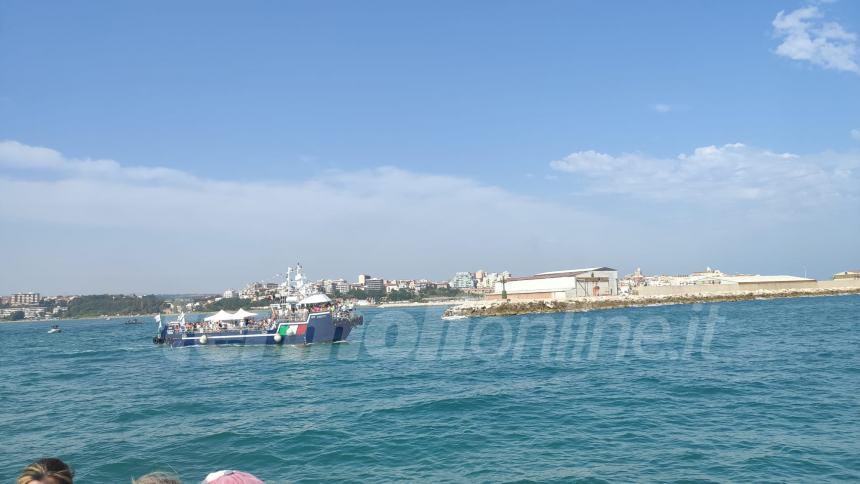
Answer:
1;296;859;482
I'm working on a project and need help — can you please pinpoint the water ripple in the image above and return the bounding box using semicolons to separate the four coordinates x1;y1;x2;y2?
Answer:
1;296;859;481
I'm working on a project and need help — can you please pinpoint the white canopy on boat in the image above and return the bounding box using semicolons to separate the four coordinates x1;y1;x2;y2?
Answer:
204;309;236;322
232;308;258;319
298;293;332;306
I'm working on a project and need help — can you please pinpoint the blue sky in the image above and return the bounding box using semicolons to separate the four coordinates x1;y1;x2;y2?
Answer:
1;0;859;293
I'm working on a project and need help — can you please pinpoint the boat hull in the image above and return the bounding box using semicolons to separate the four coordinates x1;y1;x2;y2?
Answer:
160;312;356;347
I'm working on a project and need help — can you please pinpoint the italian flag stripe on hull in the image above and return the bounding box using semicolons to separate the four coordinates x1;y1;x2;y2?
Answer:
283;324;307;336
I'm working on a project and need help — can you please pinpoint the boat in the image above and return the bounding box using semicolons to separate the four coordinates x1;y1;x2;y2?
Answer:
124;318;143;325
441;314;468;321
48;325;62;334
153;264;363;347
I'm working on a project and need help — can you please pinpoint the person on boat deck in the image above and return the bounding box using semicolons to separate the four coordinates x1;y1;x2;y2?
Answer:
17;458;74;484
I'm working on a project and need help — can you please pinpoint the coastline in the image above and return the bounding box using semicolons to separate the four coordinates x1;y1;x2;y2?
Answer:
443;286;860;318
0;314;155;325
377;299;468;309
0;306;276;325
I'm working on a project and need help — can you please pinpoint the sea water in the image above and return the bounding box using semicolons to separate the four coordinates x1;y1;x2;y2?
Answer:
1;295;858;482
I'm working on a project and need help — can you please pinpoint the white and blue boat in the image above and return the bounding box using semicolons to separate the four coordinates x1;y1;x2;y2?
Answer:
153;266;362;347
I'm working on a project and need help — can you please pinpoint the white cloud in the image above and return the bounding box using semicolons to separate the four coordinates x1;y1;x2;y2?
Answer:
851;128;860;141
0;140;196;183
0;140;619;292
772;6;859;74
550;142;860;205
550;150;620;174
652;103;672;113
1;140;857;294
0;140;532;231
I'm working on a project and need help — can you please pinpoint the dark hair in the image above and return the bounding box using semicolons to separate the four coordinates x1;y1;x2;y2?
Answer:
132;471;182;484
17;458;74;484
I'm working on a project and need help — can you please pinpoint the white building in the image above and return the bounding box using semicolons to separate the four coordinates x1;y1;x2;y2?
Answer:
223;289;236;298
11;292;41;305
477;271;511;289
633;269;818;296
324;279;350;295
335;280;350;294
413;279;433;292
0;307;46;319
239;284;259;300
833;270;860;280
450;272;476;289
386;280;414;293
492;267;618;300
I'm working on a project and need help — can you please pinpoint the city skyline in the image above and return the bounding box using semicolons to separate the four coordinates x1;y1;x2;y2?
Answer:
2;1;859;294
3;263;856;298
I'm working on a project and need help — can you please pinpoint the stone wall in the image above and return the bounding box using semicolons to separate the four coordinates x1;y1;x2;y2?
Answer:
485;291;554;301
737;281;818;291
633;284;741;296
817;279;860;289
634;279;860;296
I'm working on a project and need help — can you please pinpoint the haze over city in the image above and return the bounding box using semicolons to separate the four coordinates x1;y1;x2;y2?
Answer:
1;1;859;294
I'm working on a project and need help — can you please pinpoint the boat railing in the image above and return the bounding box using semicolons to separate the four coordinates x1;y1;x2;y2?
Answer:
174;320;276;334
277;310;309;322
333;312;364;326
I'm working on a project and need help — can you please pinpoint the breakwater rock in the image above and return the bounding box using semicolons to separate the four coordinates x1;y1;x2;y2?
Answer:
443;287;860;318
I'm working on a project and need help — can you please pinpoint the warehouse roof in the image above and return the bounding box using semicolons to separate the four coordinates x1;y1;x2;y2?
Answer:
507;267;616;282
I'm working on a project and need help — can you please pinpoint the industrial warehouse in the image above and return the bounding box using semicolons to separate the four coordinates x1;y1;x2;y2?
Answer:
488;267;619;301
484;266;860;302
631;274;818;296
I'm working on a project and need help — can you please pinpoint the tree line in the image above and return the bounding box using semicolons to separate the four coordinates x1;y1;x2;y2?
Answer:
65;295;166;318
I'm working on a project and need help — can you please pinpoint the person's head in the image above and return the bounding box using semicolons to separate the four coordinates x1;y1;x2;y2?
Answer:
202;470;263;484
16;458;74;484
132;471;182;484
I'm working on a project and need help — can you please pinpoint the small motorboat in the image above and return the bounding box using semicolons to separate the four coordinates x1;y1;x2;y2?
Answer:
48;325;62;334
441;314;468;321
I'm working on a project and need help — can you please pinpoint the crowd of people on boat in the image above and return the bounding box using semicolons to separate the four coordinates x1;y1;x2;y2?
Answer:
180;302;349;333
178;317;279;334
157;299;360;337
16;457;265;484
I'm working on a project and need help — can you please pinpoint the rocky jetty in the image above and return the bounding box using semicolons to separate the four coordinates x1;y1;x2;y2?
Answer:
442;287;860;318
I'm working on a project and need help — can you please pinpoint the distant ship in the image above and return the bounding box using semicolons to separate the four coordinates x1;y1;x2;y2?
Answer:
153;264;363;347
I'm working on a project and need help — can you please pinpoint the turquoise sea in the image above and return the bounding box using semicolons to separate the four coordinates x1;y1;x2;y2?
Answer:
1;295;859;482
